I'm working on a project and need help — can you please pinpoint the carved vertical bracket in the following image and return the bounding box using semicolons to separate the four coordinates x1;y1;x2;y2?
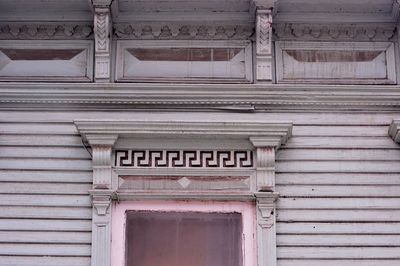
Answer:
90;189;113;266
255;192;279;266
250;136;282;192
87;134;118;189
389;119;400;143
93;0;112;82
255;146;275;191
255;9;273;82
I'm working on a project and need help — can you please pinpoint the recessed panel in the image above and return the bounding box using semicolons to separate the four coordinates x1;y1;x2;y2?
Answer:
0;40;93;81
116;40;252;83
275;41;396;84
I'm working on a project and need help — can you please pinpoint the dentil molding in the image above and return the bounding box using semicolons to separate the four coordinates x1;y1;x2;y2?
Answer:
274;23;396;41
114;22;253;40
0;23;93;39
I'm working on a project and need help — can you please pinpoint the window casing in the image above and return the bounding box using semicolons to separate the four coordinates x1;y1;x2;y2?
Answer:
111;201;257;266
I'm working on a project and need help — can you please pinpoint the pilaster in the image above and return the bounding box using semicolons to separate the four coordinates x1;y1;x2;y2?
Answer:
84;133;117;266
253;0;274;82
90;189;113;266
92;0;112;82
255;192;279;266
250;133;286;266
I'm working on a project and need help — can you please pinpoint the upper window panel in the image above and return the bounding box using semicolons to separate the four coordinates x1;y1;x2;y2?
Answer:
116;40;252;83
0;40;93;82
275;41;396;85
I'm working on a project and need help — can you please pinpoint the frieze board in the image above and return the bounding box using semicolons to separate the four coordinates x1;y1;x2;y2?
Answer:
274;23;396;41
2;83;400;111
116;150;254;168
0;23;93;40
114;22;253;40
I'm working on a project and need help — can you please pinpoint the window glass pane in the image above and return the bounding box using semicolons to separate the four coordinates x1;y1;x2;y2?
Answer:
125;211;243;266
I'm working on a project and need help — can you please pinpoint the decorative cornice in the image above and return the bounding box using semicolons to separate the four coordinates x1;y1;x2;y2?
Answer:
0;23;93;39
1;83;400;111
114;22;253;40
274;23;396;41
74;120;292;142
389;120;400;143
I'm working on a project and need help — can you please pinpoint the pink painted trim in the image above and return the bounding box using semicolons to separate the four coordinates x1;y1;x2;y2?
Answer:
111;200;257;266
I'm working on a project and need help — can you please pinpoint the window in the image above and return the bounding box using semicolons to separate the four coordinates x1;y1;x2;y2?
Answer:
116;40;252;83
126;211;242;266
112;201;256;266
0;40;93;81
275;41;396;84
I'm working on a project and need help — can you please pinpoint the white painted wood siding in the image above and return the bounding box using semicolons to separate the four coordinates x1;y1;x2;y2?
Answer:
0;119;92;266
0;110;399;266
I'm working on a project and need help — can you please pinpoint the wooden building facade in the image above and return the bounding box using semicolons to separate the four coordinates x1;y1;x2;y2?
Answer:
1;0;400;266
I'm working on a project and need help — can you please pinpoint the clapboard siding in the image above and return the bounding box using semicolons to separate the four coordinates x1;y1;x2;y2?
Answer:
0;231;91;243
0;120;92;265
277;149;400;161
0;111;397;124
277;234;400;246
0;256;90;266
277;222;400;234
1;111;399;266
276;173;400;185
0;243;91;256
275;120;400;265
0;146;91;159
0;170;92;183
278;260;399;266
0;219;91;231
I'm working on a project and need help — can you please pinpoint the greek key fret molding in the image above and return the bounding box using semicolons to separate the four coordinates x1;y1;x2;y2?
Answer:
116;150;253;168
389;119;400;143
93;0;112;82
256;192;279;266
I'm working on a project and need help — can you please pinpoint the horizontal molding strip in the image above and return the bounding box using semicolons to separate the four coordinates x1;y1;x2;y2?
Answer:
1;83;400;111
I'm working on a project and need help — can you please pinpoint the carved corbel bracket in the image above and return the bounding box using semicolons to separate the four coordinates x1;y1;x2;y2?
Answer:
90;189;113;215
250;134;290;191
389;119;400;143
86;134;118;189
256;192;278;227
92;0;112;82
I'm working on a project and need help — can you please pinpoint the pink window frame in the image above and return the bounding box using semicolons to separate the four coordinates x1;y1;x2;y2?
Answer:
111;200;257;266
